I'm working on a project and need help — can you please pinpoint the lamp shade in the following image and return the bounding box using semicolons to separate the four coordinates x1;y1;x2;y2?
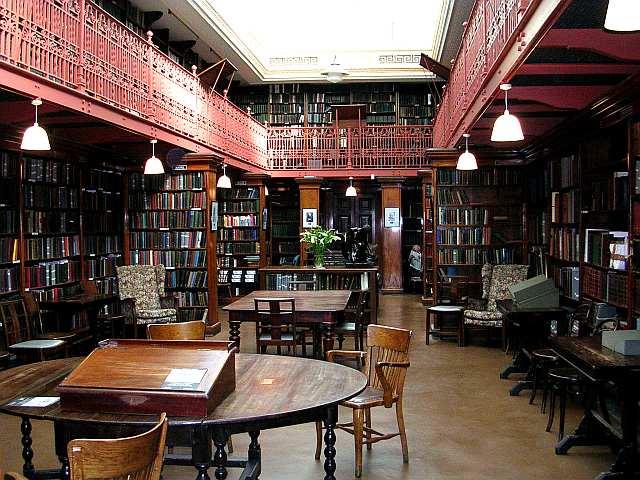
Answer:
491;110;524;142
346;185;357;197
143;155;164;175
605;0;640;31
217;173;232;189
326;71;346;83
456;151;478;170
21;123;51;151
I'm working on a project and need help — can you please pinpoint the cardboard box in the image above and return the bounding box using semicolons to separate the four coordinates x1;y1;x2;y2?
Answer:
602;330;640;356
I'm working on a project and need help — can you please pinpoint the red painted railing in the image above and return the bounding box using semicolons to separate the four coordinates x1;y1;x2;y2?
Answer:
268;126;433;170
432;0;533;147
0;0;269;168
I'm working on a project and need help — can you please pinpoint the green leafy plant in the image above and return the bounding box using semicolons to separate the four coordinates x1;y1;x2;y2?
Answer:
300;227;340;267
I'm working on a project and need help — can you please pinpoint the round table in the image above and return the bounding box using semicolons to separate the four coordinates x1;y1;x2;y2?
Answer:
426;305;464;346
0;354;366;480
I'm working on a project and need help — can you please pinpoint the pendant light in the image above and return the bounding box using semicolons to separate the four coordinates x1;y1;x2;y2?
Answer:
217;164;232;189
456;134;478;170
604;0;640;31
321;55;349;83
491;84;524;142
346;177;357;197
143;139;164;175
21;99;51;151
264;185;269;196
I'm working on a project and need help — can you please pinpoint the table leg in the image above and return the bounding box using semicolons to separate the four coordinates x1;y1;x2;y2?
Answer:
323;405;338;480
213;431;229;480
193;425;212;480
229;320;241;351
555;410;615;455
54;421;71;480
248;430;261;479
322;324;335;359
425;310;430;346
21;417;35;479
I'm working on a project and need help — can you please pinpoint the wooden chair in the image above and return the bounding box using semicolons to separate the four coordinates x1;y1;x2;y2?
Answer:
254;298;306;356
315;324;413;477
67;413;167;480
335;291;368;351
147;320;206;340
21;293;77;343
0;299;67;362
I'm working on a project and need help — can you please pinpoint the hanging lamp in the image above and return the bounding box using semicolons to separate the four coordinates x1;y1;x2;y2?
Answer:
143;139;164;175
604;0;640;31
217;164;232;189
21;98;51;151
456;134;478;170
491;84;524;142
321;55;349;83
346;177;357;197
264;185;269;196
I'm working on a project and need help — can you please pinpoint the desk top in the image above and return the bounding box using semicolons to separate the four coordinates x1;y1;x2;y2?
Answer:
260;266;378;273
496;299;566;314
39;293;116;308
222;290;352;312
0;354;367;427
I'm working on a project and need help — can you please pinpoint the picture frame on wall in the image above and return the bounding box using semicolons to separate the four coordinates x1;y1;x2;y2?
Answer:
384;207;400;228
302;208;318;228
210;201;218;231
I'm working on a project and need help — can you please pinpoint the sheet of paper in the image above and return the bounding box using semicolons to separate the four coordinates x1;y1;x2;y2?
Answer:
161;368;207;390
7;397;59;407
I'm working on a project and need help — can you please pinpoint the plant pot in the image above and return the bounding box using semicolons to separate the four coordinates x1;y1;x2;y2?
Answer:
314;254;325;269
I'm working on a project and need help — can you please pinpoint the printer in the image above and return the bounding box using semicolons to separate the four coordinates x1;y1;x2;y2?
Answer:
508;275;559;309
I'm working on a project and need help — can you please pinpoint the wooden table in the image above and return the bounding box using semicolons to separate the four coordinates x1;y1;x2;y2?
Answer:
223;290;352;355
551;336;640;479
0;354;366;480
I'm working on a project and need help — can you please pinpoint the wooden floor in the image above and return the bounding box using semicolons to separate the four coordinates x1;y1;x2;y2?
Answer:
0;294;615;479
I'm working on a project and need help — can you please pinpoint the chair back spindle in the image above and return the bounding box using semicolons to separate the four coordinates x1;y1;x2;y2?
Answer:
254;298;296;342
365;325;412;398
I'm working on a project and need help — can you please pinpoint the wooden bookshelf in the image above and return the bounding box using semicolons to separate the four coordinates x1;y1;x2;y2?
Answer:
401;181;423;293
268;181;300;266
398;89;434;126
421;170;435;302
269;84;304;127
0;150;20;297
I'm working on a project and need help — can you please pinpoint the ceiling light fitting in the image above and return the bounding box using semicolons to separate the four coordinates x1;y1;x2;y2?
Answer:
346;177;357;197
456;134;478;170
604;0;640;32
491;83;524;142
217;164;232;189
21;99;51;151
143;139;164;175
321;55;349;83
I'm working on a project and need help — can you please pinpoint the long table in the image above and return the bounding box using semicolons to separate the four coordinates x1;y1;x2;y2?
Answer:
223;290;352;355
551;336;640;479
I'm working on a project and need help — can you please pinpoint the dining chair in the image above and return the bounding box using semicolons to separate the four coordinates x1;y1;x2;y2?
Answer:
335;291;368;351
147;320;206;340
254;298;306;356
314;324;413;477
67;413;167;480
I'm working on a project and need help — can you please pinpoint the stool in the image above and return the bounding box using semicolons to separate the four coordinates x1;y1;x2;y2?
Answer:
529;348;560;413
426;305;464;347
95;314;127;340
546;367;582;441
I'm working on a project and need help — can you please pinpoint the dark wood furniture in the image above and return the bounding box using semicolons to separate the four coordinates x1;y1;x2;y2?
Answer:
0;353;366;480
254;298;306;356
425;305;464;347
147;320;206;340
223;290;352;356
260;266;378;326
551;336;640;480
315;325;412;478
335;291;368;351
68;414;167;480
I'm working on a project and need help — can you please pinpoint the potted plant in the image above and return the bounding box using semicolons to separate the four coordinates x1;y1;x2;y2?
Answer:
300;227;340;269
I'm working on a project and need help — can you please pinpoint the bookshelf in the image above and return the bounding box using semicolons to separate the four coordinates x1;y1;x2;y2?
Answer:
401;182;423;293
307;88;349;126
269;84;304;127
268;181;300;266
233;87;269;124
398;89;434;126
352;84;396;125
0;150;20;297
127;171;209;322
421;170;435;302
433;166;525;302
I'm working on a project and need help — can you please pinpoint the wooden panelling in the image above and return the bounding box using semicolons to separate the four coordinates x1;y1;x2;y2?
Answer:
378;178;404;294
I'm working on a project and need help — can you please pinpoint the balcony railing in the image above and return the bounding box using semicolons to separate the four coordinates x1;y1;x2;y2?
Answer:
268;126;433;171
432;0;534;147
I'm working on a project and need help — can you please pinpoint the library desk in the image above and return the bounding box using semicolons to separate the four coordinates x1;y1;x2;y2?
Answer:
496;300;568;396
551;336;640;479
223;290;352;356
0;354;366;480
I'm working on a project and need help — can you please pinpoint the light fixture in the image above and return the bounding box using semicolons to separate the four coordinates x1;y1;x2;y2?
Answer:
321;55;349;83
217;164;232;189
346;177;357;197
491;83;524;142
456;134;478;171
604;0;640;31
143;139;164;175
21;99;50;151
264;185;269;196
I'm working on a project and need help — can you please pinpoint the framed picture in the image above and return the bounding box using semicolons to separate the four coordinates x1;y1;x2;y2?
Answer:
302;208;318;228
262;208;268;230
384;207;400;228
210;201;218;231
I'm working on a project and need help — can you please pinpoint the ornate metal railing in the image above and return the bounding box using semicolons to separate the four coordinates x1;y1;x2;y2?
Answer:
0;0;269;168
432;0;534;147
268;126;433;170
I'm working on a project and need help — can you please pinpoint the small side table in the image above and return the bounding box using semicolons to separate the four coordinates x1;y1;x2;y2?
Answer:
426;305;464;347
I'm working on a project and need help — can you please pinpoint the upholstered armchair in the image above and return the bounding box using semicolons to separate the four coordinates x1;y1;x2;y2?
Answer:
465;263;494;310
462;264;528;345
116;265;177;338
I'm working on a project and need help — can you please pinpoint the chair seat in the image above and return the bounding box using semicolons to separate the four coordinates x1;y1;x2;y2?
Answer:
532;348;560;362
136;309;177;324
549;367;582;383
342;387;398;409
36;331;76;341
10;339;65;350
464;309;503;327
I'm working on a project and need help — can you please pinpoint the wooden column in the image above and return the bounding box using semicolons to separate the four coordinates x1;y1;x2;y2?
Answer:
379;178;404;294
295;177;323;265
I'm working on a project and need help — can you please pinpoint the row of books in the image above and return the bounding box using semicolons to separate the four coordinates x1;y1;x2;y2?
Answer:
436;227;491;245
221;214;258;227
176;291;208;307
400;118;431;126
24;185;78;209
219;201;258;213
219;188;259;200
586;172;628;212
437;207;489;225
0;151;18;176
436;247;520;265
217;243;260;254
403;231;422;247
25;211;78;234
129;191;205;210
550;155;578;189
219;229;258;241
219;269;258;284
0;183;18;208
0;238;19;264
551;191;577;223
0;266;18;293
0;211;17;233
264;272;368;290
217;256;241;268
85;254;123;279
129;172;204;191
83;190;121;211
274;242;298;254
437;189;469;205
272;209;298;222
353;92;395;103
528;211;547;245
307;113;331;124
246;104;268;114
584;229;628;270
271;103;303;114
437;168;521;186
24;259;80;288
25;235;79;261
269;114;304;125
84;235;122;255
30;284;78;302
129;231;205;249
398;105;431;117
551;265;579;300
582;266;628;308
166;270;208;289
23;157;78;184
308;93;349;103
130;249;206;268
366;115;396;125
84;214;122;233
130;211;205;229
399;93;432;105
95;277;118;295
549;227;579;262
84;169;122;192
272;223;298;237
308;103;330;114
